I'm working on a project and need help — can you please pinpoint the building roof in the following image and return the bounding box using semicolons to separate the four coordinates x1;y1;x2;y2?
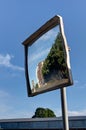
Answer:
0;116;86;123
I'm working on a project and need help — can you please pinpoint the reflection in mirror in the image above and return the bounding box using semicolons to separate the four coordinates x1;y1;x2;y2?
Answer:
28;25;69;94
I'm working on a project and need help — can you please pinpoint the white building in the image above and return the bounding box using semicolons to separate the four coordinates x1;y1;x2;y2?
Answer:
36;61;44;88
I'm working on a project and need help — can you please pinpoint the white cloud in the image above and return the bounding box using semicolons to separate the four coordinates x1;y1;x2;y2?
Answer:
78;84;86;89
54;107;86;117
54;108;61;117
39;29;57;41
29;48;50;64
0;90;9;98
0;104;12;113
0;104;33;119
0;54;24;71
74;79;86;89
0;89;33;119
0;89;13;118
74;80;79;84
8;111;33;119
68;110;86;116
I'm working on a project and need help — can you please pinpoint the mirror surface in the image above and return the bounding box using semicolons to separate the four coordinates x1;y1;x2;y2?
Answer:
28;25;70;94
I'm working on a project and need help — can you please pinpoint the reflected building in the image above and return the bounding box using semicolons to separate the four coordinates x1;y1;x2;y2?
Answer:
32;80;36;92
36;61;44;88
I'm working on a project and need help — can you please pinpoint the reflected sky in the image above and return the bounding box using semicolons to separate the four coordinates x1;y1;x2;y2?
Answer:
28;26;59;89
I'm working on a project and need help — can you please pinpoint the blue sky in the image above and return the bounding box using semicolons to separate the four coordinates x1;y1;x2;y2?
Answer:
0;0;86;119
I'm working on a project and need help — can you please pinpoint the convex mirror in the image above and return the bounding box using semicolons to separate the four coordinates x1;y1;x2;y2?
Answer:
22;15;73;96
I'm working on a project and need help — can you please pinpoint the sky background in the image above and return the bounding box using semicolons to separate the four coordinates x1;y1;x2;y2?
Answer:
0;0;86;119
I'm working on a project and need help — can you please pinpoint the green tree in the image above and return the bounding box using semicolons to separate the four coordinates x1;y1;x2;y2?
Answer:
42;32;68;79
32;107;56;118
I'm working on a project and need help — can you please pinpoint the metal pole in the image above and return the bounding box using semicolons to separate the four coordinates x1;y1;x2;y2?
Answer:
60;87;69;130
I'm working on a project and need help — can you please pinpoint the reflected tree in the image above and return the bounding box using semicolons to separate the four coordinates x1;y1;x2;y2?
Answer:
42;33;68;81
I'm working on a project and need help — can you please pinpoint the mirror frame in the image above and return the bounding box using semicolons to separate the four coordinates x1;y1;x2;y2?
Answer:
22;15;73;97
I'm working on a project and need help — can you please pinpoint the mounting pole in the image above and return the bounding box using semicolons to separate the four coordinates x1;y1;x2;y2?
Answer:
60;87;69;130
